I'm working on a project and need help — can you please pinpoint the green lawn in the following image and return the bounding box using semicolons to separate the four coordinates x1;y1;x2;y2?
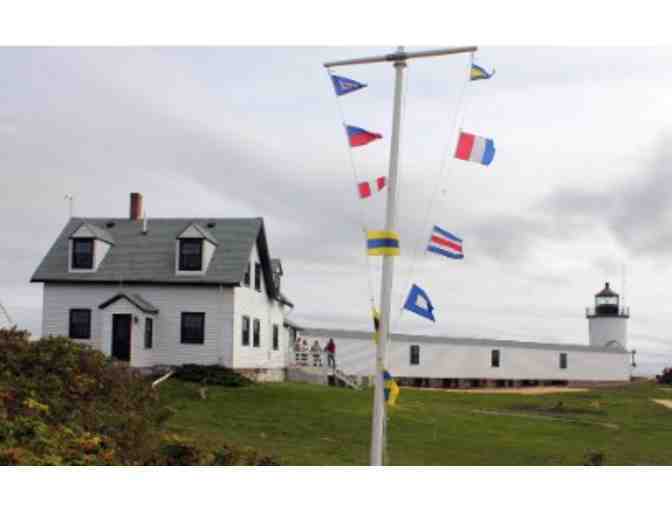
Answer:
158;379;672;465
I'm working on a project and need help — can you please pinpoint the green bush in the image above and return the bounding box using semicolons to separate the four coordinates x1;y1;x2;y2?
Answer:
0;328;275;465
173;364;253;387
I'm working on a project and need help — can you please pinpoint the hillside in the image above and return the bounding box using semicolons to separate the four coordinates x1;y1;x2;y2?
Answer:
159;380;672;465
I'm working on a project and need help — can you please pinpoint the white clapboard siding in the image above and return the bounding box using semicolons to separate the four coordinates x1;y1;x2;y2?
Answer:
302;333;631;382
232;243;289;369
42;282;234;368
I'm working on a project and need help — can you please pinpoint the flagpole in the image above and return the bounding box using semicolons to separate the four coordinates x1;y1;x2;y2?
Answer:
324;45;478;466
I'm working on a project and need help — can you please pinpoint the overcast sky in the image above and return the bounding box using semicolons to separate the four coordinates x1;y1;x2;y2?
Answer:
2;47;671;375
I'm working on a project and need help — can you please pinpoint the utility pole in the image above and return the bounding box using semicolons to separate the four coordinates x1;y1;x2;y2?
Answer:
324;45;477;465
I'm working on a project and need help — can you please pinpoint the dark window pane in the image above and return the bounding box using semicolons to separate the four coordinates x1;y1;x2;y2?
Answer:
145;318;153;349
410;345;420;365
72;239;94;269
243;262;251;286
273;325;279;351
242;316;250;346
253;319;260;347
491;349;500;368
179;239;203;271
181;312;205;344
254;263;261;291
560;353;568;369
69;309;91;339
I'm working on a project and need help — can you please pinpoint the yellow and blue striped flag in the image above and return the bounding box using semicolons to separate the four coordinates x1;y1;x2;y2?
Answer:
383;370;400;406
470;63;495;81
367;230;400;256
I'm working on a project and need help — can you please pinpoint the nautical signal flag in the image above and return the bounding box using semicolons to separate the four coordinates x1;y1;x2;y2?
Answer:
383;370;400;406
454;131;496;166
428;226;464;259
372;307;380;343
331;74;367;96
403;284;435;322
367;230;400;256
346;125;383;147
358;177;386;198
470;63;495;81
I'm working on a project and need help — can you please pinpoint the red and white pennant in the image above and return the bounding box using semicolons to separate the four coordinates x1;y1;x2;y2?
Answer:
358;177;386;199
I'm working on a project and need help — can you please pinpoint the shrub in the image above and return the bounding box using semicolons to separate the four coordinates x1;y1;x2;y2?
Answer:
0;328;275;465
173;364;253;387
657;367;672;385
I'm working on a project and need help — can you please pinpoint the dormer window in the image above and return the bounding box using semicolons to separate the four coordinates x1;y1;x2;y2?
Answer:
179;239;203;271
72;239;94;269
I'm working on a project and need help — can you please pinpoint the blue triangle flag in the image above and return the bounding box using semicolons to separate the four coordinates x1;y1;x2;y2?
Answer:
331;74;367;96
403;284;436;322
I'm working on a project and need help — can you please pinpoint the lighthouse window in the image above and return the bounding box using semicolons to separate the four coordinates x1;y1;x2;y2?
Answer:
491;349;500;368
560;353;568;370
410;345;420;365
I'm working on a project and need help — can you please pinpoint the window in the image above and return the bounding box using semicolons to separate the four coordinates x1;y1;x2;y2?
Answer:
145;317;153;349
181;312;205;344
254;262;261;291
410;345;420;365
69;309;91;339
560;352;568;370
241;316;250;346
72;239;94;269
243;262;251;287
253;318;260;347
272;325;279;351
491;349;500;368
179;239;203;271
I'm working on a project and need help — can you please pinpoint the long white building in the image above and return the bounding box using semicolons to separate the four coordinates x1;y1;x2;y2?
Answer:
299;283;634;386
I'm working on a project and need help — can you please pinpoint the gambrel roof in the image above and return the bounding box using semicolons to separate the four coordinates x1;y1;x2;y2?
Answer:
31;217;290;305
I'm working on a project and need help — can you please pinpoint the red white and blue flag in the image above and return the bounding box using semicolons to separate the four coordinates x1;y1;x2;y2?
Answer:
346;125;383;147
454;131;495;166
427;225;463;259
358;176;386;198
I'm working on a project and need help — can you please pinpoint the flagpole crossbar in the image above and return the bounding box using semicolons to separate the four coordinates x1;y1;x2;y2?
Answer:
323;46;477;68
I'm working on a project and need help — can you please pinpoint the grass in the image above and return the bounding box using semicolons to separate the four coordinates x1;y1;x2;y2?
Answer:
158;379;672;465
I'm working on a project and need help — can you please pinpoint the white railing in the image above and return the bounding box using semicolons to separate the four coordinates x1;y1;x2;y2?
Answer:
290;349;327;368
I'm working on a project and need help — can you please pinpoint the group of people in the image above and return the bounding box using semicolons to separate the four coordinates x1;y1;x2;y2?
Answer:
294;337;336;368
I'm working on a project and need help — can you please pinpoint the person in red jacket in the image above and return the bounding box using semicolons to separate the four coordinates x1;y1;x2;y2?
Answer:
325;338;336;369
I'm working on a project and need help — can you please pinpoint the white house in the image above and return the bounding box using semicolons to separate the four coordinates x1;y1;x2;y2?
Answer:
31;193;297;381
298;283;634;387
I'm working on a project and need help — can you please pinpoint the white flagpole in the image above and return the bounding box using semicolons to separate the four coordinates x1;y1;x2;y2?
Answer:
324;45;478;466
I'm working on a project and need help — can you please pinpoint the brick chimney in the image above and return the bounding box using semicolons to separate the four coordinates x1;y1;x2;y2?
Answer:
130;192;143;221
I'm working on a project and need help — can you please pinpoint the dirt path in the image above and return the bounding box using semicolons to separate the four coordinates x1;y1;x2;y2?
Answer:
416;387;589;395
652;399;672;409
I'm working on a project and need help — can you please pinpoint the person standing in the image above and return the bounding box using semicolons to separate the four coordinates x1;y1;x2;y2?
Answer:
325;338;336;369
310;340;322;367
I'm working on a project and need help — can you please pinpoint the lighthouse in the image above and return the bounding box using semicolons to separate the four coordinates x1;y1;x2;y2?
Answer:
586;282;629;349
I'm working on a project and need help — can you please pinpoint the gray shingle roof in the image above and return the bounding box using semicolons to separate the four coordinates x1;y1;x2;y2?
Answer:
177;222;219;246
70;221;116;245
300;328;628;354
31;217;285;303
99;293;159;314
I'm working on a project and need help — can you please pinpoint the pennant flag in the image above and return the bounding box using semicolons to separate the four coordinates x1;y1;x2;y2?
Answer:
358;177;386;198
367;230;400;256
372;307;380;343
346;125;383;147
454;131;495;166
403;284;435;322
383;370;400;406
427;225;464;259
470;63;495;81
331;74;367;96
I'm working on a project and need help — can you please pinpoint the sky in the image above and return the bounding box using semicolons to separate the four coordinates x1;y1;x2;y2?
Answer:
2;46;672;375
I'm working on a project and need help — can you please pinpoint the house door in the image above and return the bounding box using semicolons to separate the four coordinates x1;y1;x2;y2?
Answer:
112;314;132;362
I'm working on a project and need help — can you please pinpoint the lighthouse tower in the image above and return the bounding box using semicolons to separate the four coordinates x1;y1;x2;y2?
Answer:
586;282;629;349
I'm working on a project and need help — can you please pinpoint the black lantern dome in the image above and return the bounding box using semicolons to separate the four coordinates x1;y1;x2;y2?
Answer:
595;282;619;315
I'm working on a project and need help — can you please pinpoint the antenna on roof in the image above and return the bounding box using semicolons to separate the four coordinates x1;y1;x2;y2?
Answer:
64;194;74;218
142;211;148;235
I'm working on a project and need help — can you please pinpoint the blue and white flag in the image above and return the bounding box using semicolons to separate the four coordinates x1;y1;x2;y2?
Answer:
403;284;436;322
428;226;463;259
331;74;367;96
